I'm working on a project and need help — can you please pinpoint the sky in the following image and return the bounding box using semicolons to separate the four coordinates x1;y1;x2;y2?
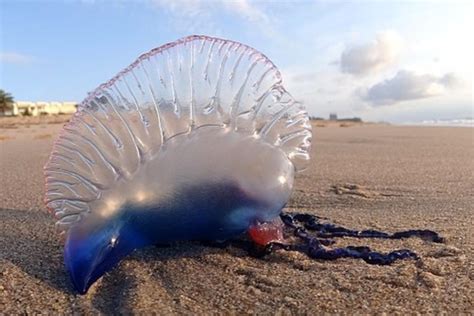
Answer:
0;0;472;123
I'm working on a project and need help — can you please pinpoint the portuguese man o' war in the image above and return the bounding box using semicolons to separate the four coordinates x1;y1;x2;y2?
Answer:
44;35;443;294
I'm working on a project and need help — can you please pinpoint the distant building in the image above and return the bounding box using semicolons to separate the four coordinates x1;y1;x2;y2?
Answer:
329;113;338;121
338;117;362;122
8;101;78;116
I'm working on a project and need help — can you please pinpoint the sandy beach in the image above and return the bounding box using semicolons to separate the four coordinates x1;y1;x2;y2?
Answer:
0;117;472;314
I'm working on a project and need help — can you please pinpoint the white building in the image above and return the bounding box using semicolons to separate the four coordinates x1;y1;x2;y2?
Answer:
9;101;78;116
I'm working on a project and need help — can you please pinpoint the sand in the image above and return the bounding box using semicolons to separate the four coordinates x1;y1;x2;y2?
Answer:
0;117;472;314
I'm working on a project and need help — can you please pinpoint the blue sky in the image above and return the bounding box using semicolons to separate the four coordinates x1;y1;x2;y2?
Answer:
1;0;472;123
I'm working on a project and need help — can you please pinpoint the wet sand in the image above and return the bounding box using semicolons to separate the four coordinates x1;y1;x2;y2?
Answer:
0;118;472;313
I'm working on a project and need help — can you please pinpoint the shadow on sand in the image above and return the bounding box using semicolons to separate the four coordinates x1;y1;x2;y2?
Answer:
0;208;71;293
0;208;241;313
89;243;228;313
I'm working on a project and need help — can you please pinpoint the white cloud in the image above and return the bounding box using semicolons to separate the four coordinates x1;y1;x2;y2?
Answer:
148;0;275;37
0;52;35;64
340;31;403;76
151;0;207;17
150;0;269;23
361;70;462;105
222;0;269;23
438;72;462;88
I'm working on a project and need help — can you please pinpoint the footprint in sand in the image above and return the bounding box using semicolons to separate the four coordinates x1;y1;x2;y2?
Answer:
331;183;376;198
331;183;404;199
